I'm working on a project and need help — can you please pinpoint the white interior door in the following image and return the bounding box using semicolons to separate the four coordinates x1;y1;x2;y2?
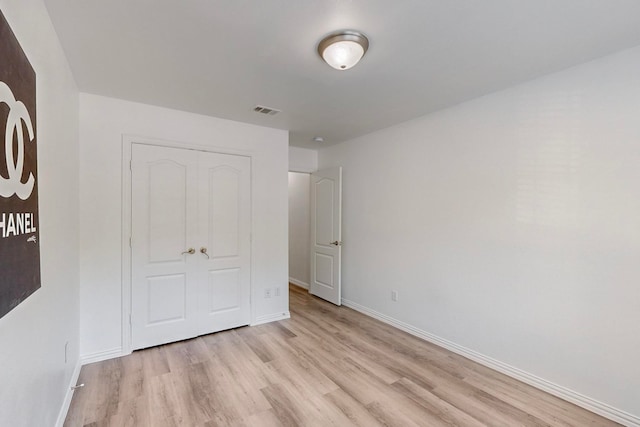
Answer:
131;144;199;349
197;152;251;335
310;167;342;305
131;143;251;350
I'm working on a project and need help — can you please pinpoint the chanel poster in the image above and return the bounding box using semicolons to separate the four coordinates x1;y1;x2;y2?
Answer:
0;9;41;319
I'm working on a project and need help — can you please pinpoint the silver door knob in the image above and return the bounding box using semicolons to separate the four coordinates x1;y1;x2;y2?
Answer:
200;247;210;259
330;241;341;246
181;248;195;255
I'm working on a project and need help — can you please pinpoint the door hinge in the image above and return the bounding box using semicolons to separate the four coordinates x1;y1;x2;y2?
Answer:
129;314;132;326
129;236;132;247
129;160;132;171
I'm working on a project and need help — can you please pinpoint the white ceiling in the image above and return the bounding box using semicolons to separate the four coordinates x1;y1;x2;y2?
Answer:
44;0;640;148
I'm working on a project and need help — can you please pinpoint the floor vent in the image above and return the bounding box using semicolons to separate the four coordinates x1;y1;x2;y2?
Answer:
253;105;281;116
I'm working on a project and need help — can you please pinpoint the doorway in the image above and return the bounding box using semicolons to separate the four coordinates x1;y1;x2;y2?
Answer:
288;172;311;290
288;168;342;305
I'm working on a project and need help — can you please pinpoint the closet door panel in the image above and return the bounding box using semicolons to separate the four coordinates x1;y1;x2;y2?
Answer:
130;144;199;350
197;153;251;334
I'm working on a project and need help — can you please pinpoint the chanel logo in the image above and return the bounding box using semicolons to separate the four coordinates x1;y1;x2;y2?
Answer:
0;81;35;200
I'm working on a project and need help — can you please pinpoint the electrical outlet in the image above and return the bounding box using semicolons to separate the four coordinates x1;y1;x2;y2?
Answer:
265;288;272;298
274;287;280;297
391;290;398;302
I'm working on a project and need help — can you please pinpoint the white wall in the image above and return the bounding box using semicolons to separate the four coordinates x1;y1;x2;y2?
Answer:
79;94;289;359
319;46;640;421
0;1;80;426
289;146;318;173
288;172;311;288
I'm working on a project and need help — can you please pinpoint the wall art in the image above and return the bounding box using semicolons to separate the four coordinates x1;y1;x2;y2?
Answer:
0;9;41;319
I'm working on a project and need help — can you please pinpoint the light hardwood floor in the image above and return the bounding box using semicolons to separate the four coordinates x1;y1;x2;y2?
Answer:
65;285;618;426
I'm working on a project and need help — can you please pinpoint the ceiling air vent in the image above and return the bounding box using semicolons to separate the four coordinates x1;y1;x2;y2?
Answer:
253;105;281;116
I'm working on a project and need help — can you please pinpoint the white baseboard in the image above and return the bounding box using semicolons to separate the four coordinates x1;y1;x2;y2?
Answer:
80;347;124;365
289;277;309;290
341;298;640;427
252;311;291;326
55;360;82;427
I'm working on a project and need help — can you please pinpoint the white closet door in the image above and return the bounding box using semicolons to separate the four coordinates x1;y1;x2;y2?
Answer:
131;144;252;350
196;152;251;334
131;144;199;350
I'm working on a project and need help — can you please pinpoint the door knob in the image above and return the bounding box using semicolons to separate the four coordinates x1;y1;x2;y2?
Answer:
200;247;210;259
330;241;342;246
181;248;195;255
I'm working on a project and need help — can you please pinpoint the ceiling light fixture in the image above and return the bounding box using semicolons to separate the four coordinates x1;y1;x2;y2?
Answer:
312;136;324;143
317;30;369;70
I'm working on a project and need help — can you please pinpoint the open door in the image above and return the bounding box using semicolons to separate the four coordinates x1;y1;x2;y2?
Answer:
310;167;342;305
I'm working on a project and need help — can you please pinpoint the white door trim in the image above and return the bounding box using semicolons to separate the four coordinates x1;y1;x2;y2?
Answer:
121;134;254;355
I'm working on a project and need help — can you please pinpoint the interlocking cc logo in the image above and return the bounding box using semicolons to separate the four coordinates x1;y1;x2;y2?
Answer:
0;81;35;200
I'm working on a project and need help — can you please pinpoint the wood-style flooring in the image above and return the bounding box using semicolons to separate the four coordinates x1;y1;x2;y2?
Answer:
65;285;618;426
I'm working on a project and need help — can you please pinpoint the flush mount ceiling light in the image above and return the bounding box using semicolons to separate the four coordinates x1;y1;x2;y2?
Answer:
317;30;369;70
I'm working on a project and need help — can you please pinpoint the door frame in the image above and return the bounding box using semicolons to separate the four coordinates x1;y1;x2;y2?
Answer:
121;135;254;355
